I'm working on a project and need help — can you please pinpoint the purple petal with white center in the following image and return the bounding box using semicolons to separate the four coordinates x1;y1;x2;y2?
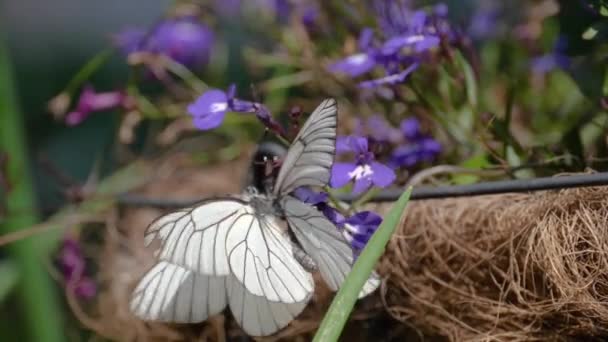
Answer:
329;53;376;77
345;211;383;235
187;89;229;130
330;162;357;188
370;161;396;188
358;62;419;88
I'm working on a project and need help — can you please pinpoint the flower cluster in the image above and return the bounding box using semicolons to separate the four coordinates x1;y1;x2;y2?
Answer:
294;187;383;256
114;15;214;70
57;237;96;299
329;1;454;88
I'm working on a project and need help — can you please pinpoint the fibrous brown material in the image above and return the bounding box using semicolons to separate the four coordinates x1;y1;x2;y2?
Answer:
80;163;608;341
379;186;608;341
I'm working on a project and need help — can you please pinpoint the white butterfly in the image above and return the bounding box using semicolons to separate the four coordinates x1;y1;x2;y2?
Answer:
130;98;380;336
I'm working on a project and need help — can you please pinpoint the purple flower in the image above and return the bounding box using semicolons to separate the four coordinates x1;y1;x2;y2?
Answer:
114;16;214;69
390;137;442;168
331;136;396;195
329;53;377;77
530;36;571;74
358;62;419;88
187;89;229;130
112;28;146;55
57;237;97;299
400;117;421;140
329;2;452;89
188;85;280;132
342;211;383;256
65;86;128;126
388;117;441;168
355;115;402;143
530;53;570;74
293;187;345;226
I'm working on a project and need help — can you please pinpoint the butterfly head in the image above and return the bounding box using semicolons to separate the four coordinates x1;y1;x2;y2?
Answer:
251;141;286;195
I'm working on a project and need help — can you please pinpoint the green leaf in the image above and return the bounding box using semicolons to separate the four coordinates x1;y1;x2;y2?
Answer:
454;51;478;108
0;35;65;342
313;188;413;342
0;261;19;304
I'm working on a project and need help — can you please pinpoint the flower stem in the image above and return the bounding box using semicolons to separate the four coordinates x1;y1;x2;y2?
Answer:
312;187;413;342
0;36;64;342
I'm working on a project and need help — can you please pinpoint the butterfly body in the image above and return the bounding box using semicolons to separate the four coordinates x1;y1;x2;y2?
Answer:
130;98;380;336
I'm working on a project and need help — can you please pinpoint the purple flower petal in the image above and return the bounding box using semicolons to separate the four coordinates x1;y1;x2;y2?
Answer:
329;53;376;77
400;117;421;140
187;90;230;130
358;28;374;50
343;210;383;254
336;135;369;154
413;36;440;52
146;16;214;68
370;161;396;187
352;172;373;195
358;62;419;88
382;34;432;55
293;187;328;205
390;144;420;168
345;211;383;234
112;28;146;55
330;162;357;188
321;205;345;227
192;111;227;130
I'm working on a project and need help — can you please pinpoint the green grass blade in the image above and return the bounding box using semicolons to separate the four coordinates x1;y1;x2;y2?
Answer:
0;35;65;342
313;187;413;342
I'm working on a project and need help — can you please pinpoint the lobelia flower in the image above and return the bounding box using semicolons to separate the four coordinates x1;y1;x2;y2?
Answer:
331;135;396;195
355;115;402;144
329;2;452;88
65;86;130;126
114;16;214;70
188;85;280;132
57;237;97;299
293;187;345;226
342;211;383;257
389;117;441;168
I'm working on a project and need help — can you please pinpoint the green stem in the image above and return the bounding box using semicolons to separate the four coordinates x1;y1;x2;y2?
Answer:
64;49;113;95
313;188;413;342
0;36;64;342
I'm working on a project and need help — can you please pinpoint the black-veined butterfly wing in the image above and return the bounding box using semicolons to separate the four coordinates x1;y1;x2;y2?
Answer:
227;274;311;336
225;213;314;303
273;98;337;196
143;198;250;276
281;196;380;297
130;261;227;323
